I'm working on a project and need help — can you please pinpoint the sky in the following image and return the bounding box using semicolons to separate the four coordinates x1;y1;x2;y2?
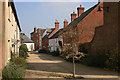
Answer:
14;2;98;38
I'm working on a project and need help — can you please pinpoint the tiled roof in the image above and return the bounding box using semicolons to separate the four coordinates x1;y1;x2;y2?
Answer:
63;3;99;32
49;28;63;39
43;28;55;38
20;33;34;43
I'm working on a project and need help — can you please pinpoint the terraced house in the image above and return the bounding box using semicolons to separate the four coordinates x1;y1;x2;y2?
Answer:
31;27;45;50
0;0;21;77
62;0;119;55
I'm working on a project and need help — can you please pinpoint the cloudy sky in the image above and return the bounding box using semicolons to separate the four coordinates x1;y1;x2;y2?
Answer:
15;2;98;37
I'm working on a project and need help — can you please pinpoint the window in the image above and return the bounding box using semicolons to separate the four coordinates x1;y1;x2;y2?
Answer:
58;41;62;48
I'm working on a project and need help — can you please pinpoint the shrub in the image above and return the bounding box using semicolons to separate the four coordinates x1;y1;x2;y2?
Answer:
51;49;60;56
19;50;28;58
2;62;24;79
38;49;47;53
80;52;107;68
105;44;119;71
10;58;27;69
19;44;28;58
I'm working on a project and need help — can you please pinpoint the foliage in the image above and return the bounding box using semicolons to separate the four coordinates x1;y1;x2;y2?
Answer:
38;49;47;53
105;44;119;71
50;48;60;56
10;50;14;59
19;44;28;58
80;44;119;71
10;58;27;69
80;52;107;68
2;62;24;79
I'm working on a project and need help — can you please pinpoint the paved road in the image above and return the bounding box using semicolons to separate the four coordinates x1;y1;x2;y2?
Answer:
25;52;119;80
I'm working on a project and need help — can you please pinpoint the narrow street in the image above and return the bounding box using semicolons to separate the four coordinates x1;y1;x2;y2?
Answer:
25;51;119;80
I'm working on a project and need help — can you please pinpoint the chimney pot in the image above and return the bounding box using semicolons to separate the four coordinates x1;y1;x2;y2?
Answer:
77;5;84;17
55;20;59;30
80;5;82;7
71;12;77;21
64;19;68;28
34;27;37;33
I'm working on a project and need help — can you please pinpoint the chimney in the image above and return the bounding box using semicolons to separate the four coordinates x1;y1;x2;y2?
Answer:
71;12;77;21
98;0;103;3
77;5;84;17
64;19;68;28
34;27;37;33
55;20;59;30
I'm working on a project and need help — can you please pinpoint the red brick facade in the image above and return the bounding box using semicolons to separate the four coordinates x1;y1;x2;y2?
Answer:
63;2;119;55
42;38;49;51
89;2;119;54
31;27;45;50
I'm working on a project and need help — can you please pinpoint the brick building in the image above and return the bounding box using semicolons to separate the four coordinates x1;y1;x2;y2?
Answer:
89;2;120;54
31;27;45;50
62;1;119;55
42;20;60;51
42;28;55;51
63;2;103;46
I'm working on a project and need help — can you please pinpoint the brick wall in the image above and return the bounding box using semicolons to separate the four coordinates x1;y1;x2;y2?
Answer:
31;33;39;50
90;2;119;54
42;38;49;51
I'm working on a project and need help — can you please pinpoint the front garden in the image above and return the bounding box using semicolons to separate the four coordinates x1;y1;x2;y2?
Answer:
2;44;28;80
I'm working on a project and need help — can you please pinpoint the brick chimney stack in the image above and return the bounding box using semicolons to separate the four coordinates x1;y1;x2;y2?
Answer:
98;0;103;3
71;12;77;21
77;5;84;17
55;20;59;30
64;19;68;28
34;27;37;33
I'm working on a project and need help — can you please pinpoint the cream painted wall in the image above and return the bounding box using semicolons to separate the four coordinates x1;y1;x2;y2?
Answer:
0;1;3;71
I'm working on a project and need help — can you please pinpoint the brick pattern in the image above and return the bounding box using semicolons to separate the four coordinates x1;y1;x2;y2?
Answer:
31;28;45;50
90;2;119;54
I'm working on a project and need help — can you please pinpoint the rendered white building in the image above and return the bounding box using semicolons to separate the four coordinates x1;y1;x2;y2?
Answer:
49;29;63;52
20;33;34;51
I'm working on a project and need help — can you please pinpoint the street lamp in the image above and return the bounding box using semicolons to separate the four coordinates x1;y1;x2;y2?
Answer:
97;6;110;12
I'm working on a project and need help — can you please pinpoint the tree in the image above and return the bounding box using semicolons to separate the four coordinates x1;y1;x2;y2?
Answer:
19;44;28;58
62;27;80;77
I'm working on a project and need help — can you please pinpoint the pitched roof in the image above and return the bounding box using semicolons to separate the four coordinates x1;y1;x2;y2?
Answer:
20;33;34;43
9;1;21;31
49;28;63;39
43;28;55;38
63;3;100;32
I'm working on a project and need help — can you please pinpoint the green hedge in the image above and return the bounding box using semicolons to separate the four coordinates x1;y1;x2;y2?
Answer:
2;62;24;79
19;44;28;58
2;58;26;79
10;58;27;69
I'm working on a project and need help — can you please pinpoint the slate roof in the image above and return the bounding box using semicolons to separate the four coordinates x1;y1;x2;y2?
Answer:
9;1;21;31
49;28;63;39
43;28;55;38
20;33;34;43
63;3;100;32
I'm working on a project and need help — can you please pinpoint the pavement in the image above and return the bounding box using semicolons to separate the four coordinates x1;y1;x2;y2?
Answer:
25;52;119;80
